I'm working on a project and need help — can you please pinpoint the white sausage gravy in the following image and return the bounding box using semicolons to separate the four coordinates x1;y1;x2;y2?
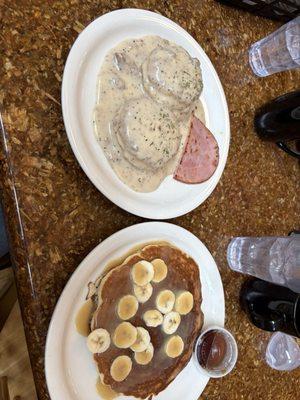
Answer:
94;36;205;192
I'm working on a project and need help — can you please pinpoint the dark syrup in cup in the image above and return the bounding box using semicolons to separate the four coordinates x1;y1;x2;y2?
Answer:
194;326;238;378
198;330;227;369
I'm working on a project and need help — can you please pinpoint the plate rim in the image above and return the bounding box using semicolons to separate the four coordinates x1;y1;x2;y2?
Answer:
62;9;230;219
45;221;225;400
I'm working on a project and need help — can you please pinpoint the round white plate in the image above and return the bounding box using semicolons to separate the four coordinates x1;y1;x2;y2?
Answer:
45;222;225;400
62;9;230;219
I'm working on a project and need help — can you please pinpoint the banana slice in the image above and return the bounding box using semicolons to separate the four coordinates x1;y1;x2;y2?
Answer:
131;260;154;286
156;290;175;314
134;283;153;303
134;343;154;365
165;335;184;358
151;259;168;283
87;328;111;354
113;322;137;348
117;295;139;320
175;291;194;315
162;311;181;334
110;355;132;382
143;309;163;327
130;327;151;352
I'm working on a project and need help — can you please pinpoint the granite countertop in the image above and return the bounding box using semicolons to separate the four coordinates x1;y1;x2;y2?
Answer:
0;0;299;399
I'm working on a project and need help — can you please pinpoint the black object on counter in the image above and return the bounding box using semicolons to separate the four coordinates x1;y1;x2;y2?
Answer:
240;278;300;338
216;0;300;22
254;90;300;159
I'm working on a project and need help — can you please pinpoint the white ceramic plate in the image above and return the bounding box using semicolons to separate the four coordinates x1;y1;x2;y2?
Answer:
45;222;225;400
62;9;230;219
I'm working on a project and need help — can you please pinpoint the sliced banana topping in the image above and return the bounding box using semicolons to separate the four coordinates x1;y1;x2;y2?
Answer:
113;322;137;348
130;327;151;352
134;283;153;303
162;311;181;334
87;328;111;354
117;294;139;320
134;343;154;365
110;355;132;382
156;290;175;314
165;335;184;358
131;260;154;286
175;291;194;315
143;309;163;327
151;259;168;283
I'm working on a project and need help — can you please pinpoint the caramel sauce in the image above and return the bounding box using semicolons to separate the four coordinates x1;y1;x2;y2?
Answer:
104;240;171;273
96;377;118;400
75;298;94;337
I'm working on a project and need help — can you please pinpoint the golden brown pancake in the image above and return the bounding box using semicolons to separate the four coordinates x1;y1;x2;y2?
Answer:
91;244;203;398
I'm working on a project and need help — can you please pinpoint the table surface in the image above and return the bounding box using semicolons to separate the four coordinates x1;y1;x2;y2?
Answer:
1;0;299;399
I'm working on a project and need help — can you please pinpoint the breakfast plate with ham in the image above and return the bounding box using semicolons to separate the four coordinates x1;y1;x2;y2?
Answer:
62;9;230;219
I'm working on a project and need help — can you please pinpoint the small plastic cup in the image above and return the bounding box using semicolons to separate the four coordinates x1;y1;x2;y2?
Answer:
264;332;300;371
248;16;300;77
193;326;238;378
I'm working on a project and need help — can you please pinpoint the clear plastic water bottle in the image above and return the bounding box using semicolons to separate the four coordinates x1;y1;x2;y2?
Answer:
249;16;300;76
265;332;300;371
227;236;300;292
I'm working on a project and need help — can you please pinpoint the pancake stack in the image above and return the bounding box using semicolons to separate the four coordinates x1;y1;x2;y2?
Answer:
86;243;203;398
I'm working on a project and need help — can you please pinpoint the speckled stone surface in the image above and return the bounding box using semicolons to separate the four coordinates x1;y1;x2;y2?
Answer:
0;1;299;399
